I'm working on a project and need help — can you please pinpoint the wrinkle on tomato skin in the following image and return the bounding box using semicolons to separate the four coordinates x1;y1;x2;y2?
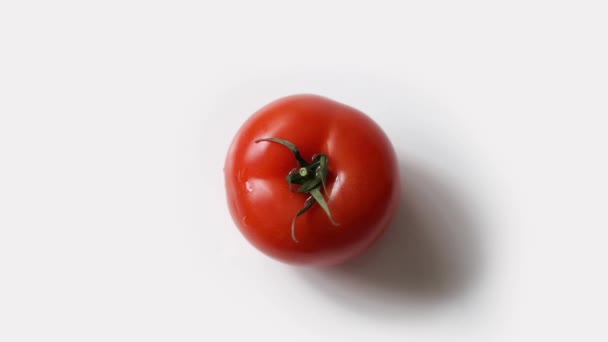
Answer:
225;94;399;265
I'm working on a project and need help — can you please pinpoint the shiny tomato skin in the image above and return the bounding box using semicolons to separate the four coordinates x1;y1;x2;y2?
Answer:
224;94;399;266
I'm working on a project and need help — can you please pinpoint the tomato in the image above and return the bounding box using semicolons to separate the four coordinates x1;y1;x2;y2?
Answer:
224;94;400;266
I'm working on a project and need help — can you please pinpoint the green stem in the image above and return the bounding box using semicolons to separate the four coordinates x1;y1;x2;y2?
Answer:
255;137;339;242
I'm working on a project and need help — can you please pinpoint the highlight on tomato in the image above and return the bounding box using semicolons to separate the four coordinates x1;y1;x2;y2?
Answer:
224;94;400;266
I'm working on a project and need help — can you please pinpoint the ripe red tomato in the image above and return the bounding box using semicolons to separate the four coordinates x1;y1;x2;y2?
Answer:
224;94;399;266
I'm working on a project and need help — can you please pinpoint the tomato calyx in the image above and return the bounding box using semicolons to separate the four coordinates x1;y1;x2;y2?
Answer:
255;137;339;242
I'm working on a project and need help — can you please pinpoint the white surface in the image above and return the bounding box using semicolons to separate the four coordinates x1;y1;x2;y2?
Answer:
1;1;607;341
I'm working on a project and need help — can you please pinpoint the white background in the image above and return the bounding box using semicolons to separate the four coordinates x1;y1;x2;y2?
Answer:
1;1;607;341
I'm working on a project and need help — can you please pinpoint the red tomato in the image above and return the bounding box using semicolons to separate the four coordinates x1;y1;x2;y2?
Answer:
224;94;399;266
